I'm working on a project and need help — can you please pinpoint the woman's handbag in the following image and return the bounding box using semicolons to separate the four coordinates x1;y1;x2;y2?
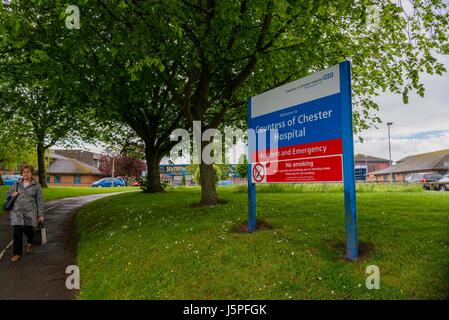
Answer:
2;183;19;211
33;222;47;246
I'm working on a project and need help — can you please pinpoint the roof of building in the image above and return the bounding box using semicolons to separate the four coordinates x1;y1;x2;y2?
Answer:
370;149;449;175
50;153;69;160
52;148;102;159
47;158;101;175
354;154;390;163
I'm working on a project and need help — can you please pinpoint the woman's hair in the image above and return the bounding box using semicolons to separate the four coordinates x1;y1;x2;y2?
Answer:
20;164;35;175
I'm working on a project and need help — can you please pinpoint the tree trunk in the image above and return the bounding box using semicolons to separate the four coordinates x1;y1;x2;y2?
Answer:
37;142;48;188
199;164;219;206
144;146;163;193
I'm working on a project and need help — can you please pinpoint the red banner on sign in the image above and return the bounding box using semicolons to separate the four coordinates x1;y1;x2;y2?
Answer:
261;154;343;183
253;138;342;163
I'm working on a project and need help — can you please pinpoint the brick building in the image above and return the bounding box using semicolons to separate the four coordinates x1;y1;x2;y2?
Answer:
46;151;102;186
354;154;391;181
52;149;102;168
368;149;449;182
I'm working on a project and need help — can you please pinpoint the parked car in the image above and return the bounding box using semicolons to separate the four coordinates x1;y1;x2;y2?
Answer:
117;177;127;186
131;181;141;187
91;177;126;187
418;173;445;190
1;175;22;186
436;174;449;191
405;173;443;183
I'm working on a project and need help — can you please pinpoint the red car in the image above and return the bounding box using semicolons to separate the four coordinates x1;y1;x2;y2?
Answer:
131;181;141;187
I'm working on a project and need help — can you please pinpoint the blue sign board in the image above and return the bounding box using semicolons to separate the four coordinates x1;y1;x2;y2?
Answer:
247;61;358;260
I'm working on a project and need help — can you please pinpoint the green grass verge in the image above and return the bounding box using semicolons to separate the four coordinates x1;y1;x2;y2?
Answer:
0;185;139;202
75;188;449;300
0;186;140;216
232;182;424;193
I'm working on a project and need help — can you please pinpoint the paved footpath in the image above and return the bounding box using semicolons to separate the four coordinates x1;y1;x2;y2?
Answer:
0;192;131;300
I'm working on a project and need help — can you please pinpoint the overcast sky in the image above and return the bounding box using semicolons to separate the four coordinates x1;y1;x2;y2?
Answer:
354;54;449;162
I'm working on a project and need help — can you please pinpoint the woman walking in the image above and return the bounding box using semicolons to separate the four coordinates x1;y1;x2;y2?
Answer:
6;164;44;262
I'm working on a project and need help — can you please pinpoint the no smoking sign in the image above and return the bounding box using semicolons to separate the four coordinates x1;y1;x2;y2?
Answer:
252;163;265;183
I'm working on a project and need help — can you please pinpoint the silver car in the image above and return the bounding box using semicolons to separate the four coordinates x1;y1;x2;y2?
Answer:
438;174;449;191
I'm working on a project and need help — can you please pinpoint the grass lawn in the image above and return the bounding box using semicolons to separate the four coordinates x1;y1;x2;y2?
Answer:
0;186;140;216
75;186;449;300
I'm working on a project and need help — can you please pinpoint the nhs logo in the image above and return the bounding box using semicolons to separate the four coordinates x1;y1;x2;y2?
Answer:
323;72;334;80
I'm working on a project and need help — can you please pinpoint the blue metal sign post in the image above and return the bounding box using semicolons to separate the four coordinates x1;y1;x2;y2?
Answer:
247;98;257;232
340;61;358;260
247;61;358;260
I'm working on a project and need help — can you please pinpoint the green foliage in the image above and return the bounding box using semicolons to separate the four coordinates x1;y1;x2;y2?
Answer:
161;181;172;191
181;174;186;186
1;0;449;193
0;2;101;186
235;154;248;178
149;0;449;137
192;164;221;185
217;164;232;180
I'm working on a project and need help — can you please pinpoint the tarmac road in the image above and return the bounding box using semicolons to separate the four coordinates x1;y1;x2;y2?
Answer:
0;192;131;300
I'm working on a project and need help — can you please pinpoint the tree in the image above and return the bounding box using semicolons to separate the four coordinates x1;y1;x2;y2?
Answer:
53;1;191;193
99;152;146;182
0;2;97;187
236;154;248;179
192;163;221;186
137;0;449;204
0;82;94;187
0;113;37;185
2;1;448;202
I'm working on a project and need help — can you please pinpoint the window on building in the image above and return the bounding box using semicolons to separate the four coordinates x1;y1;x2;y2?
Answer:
54;175;61;184
46;176;50;183
74;175;81;185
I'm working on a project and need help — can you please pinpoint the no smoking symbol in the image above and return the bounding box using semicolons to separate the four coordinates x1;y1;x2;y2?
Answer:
252;163;265;182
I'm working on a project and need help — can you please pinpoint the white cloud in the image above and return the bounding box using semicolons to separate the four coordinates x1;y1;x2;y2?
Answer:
355;54;449;162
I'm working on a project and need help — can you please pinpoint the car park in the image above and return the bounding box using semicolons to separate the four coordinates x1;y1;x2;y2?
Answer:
405;173;443;184
419;173;449;191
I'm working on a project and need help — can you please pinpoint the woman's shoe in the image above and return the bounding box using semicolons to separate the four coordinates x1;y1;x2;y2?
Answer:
26;244;33;254
10;255;21;262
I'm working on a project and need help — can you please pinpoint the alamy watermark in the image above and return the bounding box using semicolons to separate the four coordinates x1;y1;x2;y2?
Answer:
170;122;280;164
65;5;80;30
365;265;380;289
66;265;80;290
366;5;381;31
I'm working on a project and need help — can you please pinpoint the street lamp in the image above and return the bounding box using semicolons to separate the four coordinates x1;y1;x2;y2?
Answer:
387;122;393;182
111;155;115;188
365;154;368;181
